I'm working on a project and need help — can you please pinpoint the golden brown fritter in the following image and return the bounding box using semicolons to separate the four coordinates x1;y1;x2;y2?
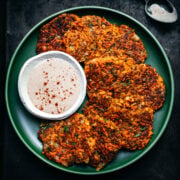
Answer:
59;15;112;62
85;56;136;94
39;112;122;171
36;13;79;53
38;114;90;166
83;92;154;150
113;64;165;111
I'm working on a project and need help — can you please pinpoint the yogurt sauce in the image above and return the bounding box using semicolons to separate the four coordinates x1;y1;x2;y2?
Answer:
27;58;81;114
149;4;175;22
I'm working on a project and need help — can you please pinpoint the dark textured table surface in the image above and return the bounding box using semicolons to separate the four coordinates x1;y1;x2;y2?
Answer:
1;0;180;179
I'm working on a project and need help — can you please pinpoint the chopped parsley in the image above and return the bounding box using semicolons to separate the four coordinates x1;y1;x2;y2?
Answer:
64;125;70;132
134;133;141;137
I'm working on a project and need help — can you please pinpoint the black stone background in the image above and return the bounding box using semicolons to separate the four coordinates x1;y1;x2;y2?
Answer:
0;0;180;179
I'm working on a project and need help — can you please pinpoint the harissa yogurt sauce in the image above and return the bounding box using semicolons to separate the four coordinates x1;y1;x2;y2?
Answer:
150;4;174;21
27;58;81;114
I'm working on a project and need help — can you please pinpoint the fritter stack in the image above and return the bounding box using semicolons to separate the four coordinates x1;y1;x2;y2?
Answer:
37;14;165;171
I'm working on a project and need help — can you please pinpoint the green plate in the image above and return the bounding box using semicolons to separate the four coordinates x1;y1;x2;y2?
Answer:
5;6;174;175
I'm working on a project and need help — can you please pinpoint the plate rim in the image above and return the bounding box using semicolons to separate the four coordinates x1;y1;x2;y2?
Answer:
5;6;175;175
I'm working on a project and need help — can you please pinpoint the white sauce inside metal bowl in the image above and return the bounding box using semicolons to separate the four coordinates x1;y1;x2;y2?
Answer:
27;58;81;114
149;4;174;22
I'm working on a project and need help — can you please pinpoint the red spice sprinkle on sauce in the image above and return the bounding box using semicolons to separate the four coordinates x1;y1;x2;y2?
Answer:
51;94;56;99
44;88;49;92
27;58;81;115
39;106;44;111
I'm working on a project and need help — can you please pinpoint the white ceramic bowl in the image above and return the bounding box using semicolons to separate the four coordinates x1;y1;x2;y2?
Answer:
18;51;86;120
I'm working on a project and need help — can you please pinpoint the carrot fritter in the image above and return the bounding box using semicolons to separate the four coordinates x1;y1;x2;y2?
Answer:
39;113;122;171
38;114;90;166
36;13;79;54
85;56;136;94
113;64;165;111
59;15;112;62
83;92;154;150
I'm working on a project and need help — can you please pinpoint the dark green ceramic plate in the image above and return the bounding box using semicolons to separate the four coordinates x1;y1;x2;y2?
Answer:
5;6;174;175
